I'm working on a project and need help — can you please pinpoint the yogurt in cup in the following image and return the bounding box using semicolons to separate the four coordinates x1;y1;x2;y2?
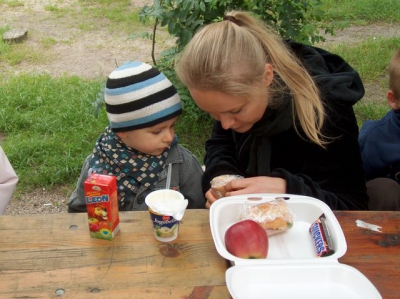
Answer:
145;189;188;242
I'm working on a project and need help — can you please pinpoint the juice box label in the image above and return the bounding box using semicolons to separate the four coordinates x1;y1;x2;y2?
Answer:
84;173;120;240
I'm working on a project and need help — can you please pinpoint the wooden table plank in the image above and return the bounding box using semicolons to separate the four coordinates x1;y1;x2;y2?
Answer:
336;211;400;299
0;210;230;298
1;209;399;298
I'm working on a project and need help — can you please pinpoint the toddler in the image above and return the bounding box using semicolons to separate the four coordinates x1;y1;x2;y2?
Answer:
359;48;400;210
68;61;205;212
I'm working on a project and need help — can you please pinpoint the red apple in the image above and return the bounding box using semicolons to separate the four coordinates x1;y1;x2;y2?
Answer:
225;220;269;259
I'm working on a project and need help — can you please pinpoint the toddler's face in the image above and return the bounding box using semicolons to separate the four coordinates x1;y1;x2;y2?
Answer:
117;117;178;156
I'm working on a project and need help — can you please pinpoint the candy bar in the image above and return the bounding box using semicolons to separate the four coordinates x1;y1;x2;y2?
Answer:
309;213;334;257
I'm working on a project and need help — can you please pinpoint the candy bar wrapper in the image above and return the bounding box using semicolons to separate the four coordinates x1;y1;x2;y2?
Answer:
309;213;335;257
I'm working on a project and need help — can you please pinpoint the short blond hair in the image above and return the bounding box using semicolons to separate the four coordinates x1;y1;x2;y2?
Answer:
175;11;326;147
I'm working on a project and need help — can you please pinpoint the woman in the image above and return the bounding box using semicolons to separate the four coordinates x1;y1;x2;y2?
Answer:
175;11;368;210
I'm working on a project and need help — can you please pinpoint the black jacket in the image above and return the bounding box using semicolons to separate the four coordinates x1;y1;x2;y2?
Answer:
202;41;368;210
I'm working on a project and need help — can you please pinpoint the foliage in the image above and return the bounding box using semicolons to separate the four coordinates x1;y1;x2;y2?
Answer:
140;0;334;50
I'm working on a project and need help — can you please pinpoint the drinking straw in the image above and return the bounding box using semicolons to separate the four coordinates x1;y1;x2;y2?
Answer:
166;163;172;190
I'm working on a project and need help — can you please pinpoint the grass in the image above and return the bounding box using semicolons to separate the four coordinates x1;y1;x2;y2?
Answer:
325;37;400;82
322;36;400;126
46;0;151;35
0;0;23;8
0;75;106;192
0;0;399;195
0;0;153;67
0;73;210;192
320;0;400;23
0;26;50;66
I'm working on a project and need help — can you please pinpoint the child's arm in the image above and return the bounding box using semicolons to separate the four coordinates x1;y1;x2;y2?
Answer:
177;146;206;209
67;155;91;213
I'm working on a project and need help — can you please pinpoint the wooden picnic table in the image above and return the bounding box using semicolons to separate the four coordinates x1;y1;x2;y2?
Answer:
335;210;400;299
0;209;399;298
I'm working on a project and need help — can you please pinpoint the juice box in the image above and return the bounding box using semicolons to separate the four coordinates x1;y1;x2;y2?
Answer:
84;173;120;240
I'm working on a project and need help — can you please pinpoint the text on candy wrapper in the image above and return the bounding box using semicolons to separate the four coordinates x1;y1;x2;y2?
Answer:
85;195;109;204
310;221;327;255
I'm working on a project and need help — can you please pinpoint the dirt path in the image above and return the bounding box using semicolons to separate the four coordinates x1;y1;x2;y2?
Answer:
2;1;399;215
2;1;398;80
1;0;171;79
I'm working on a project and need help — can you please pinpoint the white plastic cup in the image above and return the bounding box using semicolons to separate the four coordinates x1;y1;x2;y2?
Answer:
145;189;185;242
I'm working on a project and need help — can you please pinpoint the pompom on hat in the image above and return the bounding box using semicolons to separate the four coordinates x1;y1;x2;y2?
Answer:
104;61;182;132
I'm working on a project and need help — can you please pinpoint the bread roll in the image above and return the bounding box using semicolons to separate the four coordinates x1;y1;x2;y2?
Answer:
240;198;295;235
210;175;244;199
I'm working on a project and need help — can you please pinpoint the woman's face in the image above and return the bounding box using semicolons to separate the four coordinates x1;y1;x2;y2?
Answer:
189;64;274;133
189;89;268;133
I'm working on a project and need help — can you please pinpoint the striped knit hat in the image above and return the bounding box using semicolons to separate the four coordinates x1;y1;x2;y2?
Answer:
104;61;182;132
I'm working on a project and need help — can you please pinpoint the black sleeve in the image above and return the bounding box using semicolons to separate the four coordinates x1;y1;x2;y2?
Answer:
272;100;368;210
202;121;244;194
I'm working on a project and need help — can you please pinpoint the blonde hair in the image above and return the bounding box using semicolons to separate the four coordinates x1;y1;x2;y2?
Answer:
389;48;400;99
175;11;326;147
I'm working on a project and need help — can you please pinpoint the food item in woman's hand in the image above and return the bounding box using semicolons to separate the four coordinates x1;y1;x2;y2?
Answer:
239;198;295;236
225;219;269;259
210;174;244;198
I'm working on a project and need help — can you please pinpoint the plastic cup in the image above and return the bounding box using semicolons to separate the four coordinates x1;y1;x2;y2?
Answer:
145;189;186;242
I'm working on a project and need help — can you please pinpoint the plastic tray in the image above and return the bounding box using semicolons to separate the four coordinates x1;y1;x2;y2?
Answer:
226;263;381;299
209;194;382;299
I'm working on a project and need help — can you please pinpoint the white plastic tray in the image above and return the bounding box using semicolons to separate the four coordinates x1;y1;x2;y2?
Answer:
226;263;382;299
210;193;346;264
210;194;382;299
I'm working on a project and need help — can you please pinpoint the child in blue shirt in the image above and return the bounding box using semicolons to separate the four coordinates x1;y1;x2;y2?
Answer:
359;48;400;210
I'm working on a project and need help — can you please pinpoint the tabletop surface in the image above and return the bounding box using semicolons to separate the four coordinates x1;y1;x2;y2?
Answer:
0;209;399;299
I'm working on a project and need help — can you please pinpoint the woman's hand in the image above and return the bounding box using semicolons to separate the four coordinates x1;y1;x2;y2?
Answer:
225;176;287;197
205;176;287;209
